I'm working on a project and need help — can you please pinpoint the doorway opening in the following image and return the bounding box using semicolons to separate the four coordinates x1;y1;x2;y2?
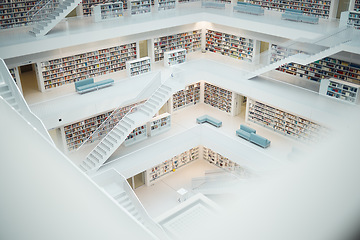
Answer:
19;63;41;98
259;41;270;65
127;171;146;189
139;40;149;58
336;0;350;19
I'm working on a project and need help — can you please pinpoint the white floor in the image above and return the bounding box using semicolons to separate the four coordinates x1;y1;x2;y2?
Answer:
134;158;220;219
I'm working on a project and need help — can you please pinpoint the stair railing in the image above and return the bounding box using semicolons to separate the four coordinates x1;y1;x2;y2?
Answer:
0;59;54;145
76;72;162;151
26;0;59;23
247;26;356;79
92;169;169;240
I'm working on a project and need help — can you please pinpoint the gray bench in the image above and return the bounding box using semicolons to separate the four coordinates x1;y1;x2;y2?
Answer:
282;8;318;24
75;78;114;94
201;1;225;9
236;124;270;148
233;2;264;16
196;115;222;128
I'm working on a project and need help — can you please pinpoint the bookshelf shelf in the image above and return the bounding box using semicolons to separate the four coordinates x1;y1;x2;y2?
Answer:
124;124;147;146
355;0;360;11
247;98;323;142
148;113;171;137
319;78;360;104
271;44;360;85
93;2;123;21
0;0;58;29
348;11;360;30
61;101;143;151
203;147;244;172
163;49;186;66
247;0;331;18
158;0;176;11
130;0;151;15
205;29;254;62
126;57;151;77
82;0;128;16
204;82;233;113
40;42;137;90
172;82;201;111
146;146;199;185
153;29;202;62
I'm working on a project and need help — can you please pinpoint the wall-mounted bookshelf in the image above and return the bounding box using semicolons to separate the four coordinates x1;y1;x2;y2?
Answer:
61;101;143;151
319;78;360;104
272;46;360;85
93;2;123;21
205;29;254;62
130;0;151;15
158;0;176;11
124;124;147;146
247;98;323;142
246;0;331;18
204;82;233;113
148;113;171;137
355;0;360;11
0;0;59;29
154;29;202;62
82;0;128;16
203;147;245;172
178;0;200;3
126;57;151;77
270;44;303;63
146;146;199;185
40;42;137;90
348;11;360;30
172;82;201;111
164;49;186;66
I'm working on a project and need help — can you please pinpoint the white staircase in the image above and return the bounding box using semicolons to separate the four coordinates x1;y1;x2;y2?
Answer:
29;0;81;37
246;43;349;80
0;82;22;115
80;81;181;173
114;191;146;224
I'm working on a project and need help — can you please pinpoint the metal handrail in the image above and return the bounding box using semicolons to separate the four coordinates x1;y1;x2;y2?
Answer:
76;72;162;151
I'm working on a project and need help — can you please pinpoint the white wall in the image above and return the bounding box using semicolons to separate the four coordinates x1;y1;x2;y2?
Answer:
0;99;157;240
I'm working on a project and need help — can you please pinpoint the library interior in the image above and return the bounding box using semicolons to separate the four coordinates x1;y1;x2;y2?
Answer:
1;1;360;239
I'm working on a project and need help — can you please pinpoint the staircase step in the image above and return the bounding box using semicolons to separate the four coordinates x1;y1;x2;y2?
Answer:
112;127;124;136
99;142;110;151
152;95;162;102
109;131;122;139
148;98;160;106
81;161;92;170
142;105;153;114
157;88;169;95
121;120;131;128
139;109;150;116
117;124;128;132
123;116;135;124
154;91;165;98
106;135;117;144
92;150;103;159
85;157;96;167
145;102;156;109
103;138;114;148
161;85;172;91
79;164;88;172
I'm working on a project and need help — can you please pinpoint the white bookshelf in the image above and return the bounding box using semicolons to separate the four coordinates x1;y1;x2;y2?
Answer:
153;30;202;62
82;0;128;16
148;113;171;137
271;44;360;85
246;0;332;18
158;0;176;11
204;82;233;114
40;42;137;90
319;78;360;104
126;57;151;77
163;49;186;67
93;2;123;22
247;98;323;142
348;11;360;30
146;146;199;185
124;124;148;146
130;0;151;15
205;29;254;62
8;67;22;92
203;147;243;172
172;82;201;111
0;0;60;29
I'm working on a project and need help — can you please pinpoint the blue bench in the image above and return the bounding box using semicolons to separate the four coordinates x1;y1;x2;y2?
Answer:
233;2;264;16
236;124;270;148
282;9;318;24
75;78;114;94
196;115;222;128
201;1;225;9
